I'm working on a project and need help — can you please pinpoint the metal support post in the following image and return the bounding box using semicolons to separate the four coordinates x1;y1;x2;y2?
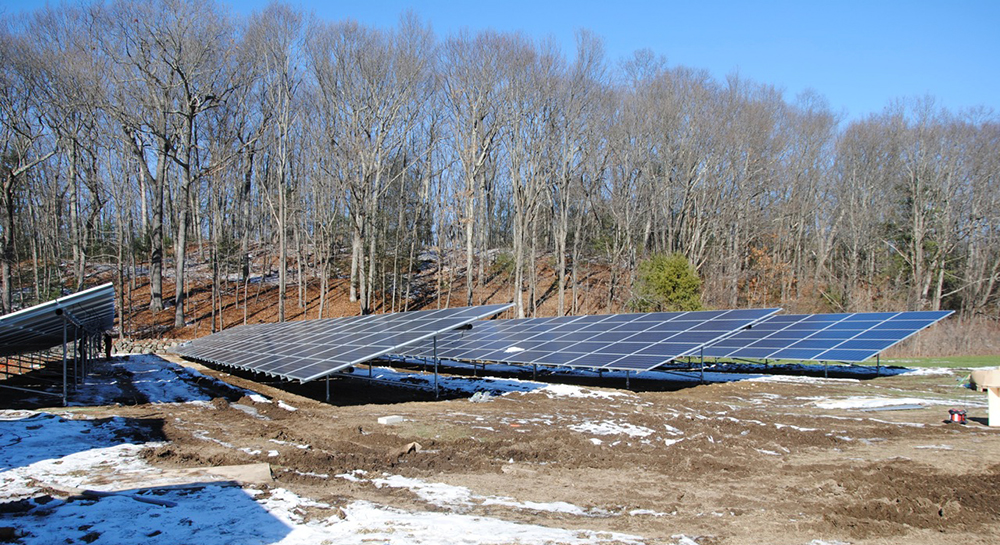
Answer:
625;370;630;389
876;354;880;377
433;336;439;399
62;318;68;407
73;327;80;391
532;364;537;381
325;375;330;402
699;348;705;384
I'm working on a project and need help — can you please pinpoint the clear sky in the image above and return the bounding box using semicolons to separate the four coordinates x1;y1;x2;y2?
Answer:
5;0;998;121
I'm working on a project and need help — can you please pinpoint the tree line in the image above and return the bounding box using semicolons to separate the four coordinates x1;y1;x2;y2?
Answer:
1;0;998;333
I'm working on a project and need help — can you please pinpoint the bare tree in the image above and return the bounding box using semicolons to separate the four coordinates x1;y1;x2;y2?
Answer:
0;22;57;313
308;14;434;314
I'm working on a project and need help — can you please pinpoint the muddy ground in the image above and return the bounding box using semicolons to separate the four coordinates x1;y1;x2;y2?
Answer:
6;356;1000;545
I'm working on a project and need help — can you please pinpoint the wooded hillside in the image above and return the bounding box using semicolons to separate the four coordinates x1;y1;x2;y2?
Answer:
2;1;998;344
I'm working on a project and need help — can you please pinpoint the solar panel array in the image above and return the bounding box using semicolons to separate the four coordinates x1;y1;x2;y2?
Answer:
397;308;780;372
699;311;954;362
0;283;115;358
173;304;512;382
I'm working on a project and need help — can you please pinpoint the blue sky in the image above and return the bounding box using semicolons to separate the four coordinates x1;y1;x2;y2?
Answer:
5;0;998;121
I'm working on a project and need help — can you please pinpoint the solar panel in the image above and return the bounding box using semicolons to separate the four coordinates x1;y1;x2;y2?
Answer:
395;308;781;372
0;283;115;358
173;304;512;382
699;311;953;362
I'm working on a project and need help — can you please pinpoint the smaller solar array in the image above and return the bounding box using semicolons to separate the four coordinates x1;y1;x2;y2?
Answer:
700;311;954;362
0;283;115;358
174;304;512;382
398;309;780;372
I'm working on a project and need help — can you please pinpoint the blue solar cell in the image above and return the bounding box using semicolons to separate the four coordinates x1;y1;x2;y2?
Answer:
566;354;618;367
844;312;899;321
529;352;585;365
783;322;828;330
634;312;681;322
816;349;877;362
681;310;728;320
590;331;636;343
836;339;896;351
800;313;851;322
539;341;580;352
625;331;670;343
706;337;751;348
871;320;935;330
555;332;599;342
750;338;798;349
671;331;722;343
593;342;647;355
610;321;656;332
853;329;911;341
605;354;678;370
806;329;860;340
643;322;693;332
636;342;701;357
789;339;842;350
897;311;953;320
769;348;824;360
826;321;879;330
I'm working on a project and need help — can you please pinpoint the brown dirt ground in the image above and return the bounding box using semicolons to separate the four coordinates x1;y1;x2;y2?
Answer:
15;354;995;545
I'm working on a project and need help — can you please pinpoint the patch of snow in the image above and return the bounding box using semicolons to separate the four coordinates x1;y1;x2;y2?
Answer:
231;403;269;420
503;346;525;353
333;500;644;545
367;473;604;518
277;400;297;411
663;438;684;447
628;508;671;517
813;396;938;410
534;384;633;400
191;430;234;449
570;420;655;437
373;474;473;507
663;424;684;435
903;367;954;376
775;423;818;432
756;449;782;456
866;418;926;428
292;470;329;479
269;439;309;450
0;412;142;471
482;497;588;516
247;393;270;403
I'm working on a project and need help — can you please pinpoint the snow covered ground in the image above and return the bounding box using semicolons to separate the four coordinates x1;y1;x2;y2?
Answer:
0;356;656;545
